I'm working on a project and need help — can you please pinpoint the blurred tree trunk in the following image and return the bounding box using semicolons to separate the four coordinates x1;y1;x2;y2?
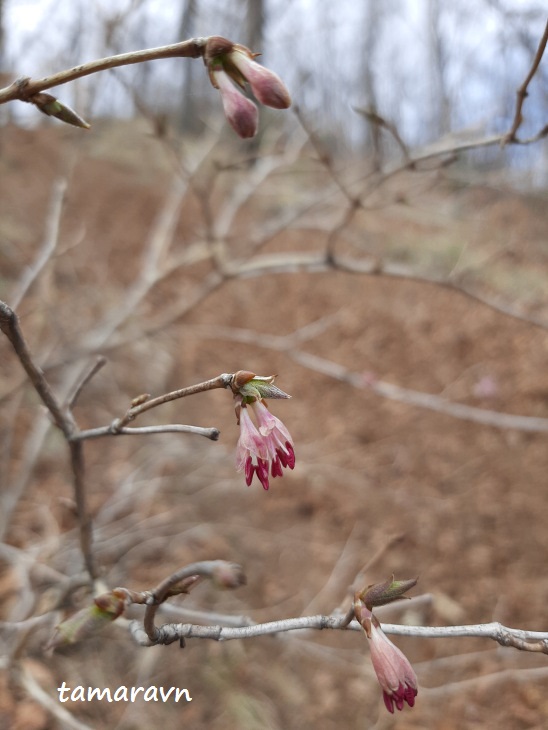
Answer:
0;0;10;132
177;0;203;134
244;0;265;155
360;0;383;168
427;0;451;138
0;0;3;57
245;0;264;52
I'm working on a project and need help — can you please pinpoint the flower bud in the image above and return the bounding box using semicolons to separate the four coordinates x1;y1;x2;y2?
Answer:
233;373;291;402
212;69;258;139
204;35;235;62
368;615;418;713
32;93;90;129
47;590;126;649
358;575;418;610
211;561;247;590
229;47;291;109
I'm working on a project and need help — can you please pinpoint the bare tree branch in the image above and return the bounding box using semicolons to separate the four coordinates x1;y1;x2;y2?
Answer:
10;178;67;310
110;373;233;430
503;18;548;145
0;298;229;581
181;321;548;434
76;424;220;441
67;356;107;410
19;666;94;730
129;613;548;654
0;39;208;105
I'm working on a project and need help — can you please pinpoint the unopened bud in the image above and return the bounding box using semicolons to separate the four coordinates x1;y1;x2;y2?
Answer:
131;393;150;407
212;69;258;139
211;561;247;590
32;93;90;129
234;373;291;402
204;35;235;62
47;590;126;649
229;47;291;109
358;576;418;610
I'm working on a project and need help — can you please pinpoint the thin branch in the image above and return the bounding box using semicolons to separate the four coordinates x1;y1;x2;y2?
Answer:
136;560;246;643
10;178;67;310
67;356;107;410
76;424;220;441
352;106;411;163
0;300;74;436
0;299;97;579
291;349;548;434
68;440;97;580
503;18;548;144
173;321;548;433
110;373;233;430
224;252;548;332
130;614;548;654
18;666;94;730
0;39;209;105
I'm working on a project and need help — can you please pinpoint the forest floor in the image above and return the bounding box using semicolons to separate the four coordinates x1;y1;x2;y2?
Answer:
1;121;548;730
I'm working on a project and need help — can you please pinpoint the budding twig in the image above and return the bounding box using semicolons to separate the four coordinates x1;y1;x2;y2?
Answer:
110;373;233;430
0;39;209;105
138;560;246;643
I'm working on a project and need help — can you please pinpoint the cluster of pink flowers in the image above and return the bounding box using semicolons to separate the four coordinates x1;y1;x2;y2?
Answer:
236;400;295;490
205;36;291;138
231;371;295;490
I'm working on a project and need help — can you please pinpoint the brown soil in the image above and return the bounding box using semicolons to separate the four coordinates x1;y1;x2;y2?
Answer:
1;121;548;730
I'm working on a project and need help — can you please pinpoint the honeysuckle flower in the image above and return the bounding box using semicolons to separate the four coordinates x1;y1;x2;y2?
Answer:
205;36;290;138
235;402;295;490
368;616;418;714
212;68;258;139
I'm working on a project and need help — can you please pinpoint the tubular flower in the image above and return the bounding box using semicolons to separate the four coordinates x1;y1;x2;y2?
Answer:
368;617;418;714
212;68;258;139
235;402;295;490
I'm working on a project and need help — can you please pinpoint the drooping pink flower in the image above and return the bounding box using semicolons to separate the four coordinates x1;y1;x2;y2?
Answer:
212;68;258;139
228;48;291;109
251;400;295;478
235;402;295;490
368;618;418;714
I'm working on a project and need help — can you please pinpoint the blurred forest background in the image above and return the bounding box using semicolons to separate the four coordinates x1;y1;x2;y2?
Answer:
1;1;548;729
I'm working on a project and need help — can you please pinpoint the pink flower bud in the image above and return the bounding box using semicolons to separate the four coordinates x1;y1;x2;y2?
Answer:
368;617;418;714
229;49;291;109
213;69;258;139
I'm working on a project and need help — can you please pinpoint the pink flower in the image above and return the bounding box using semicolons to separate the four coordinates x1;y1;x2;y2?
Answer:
229;48;291;109
235;402;295;490
368;618;418;714
213;68;258;138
